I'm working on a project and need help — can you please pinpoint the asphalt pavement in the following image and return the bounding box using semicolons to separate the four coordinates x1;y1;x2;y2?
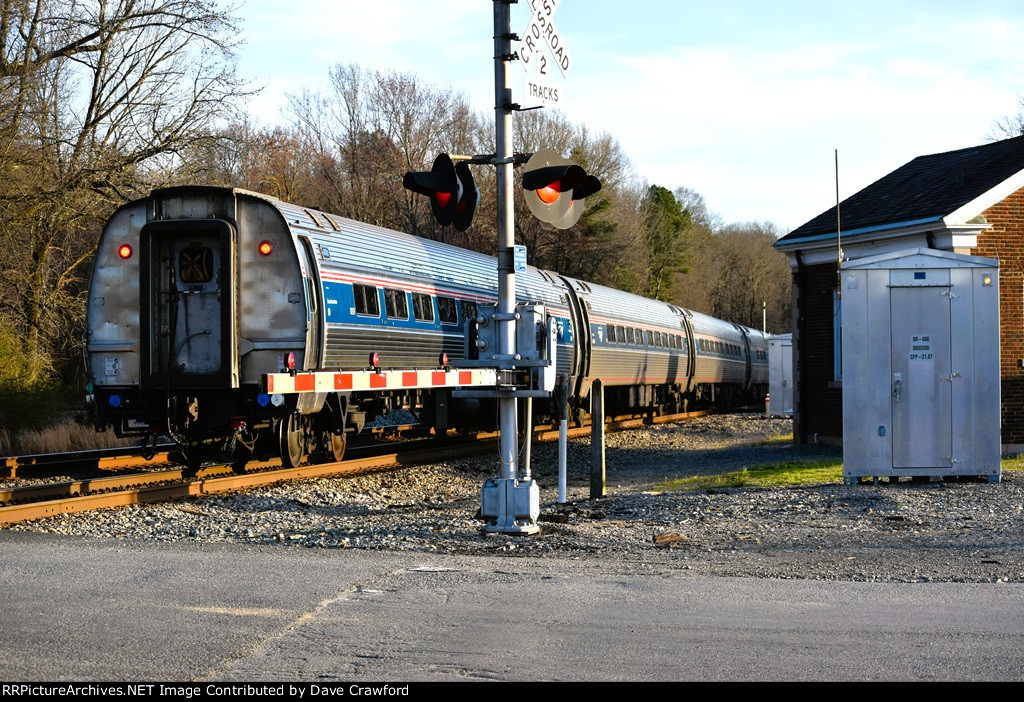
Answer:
2;531;1023;682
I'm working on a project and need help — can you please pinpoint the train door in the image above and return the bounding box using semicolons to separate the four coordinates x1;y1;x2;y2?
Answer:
140;219;238;389
738;327;753;390
297;237;325;369
890;286;953;469
682;314;696;394
558;276;592;399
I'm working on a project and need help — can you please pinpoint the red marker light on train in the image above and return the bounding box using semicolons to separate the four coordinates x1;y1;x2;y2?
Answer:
284;352;296;370
118;244;133;260
259;241;273;256
369;352;380;370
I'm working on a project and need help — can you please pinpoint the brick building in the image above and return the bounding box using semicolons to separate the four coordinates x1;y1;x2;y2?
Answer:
774;135;1024;450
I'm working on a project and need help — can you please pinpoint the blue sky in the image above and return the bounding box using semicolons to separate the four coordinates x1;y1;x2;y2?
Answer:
235;0;1024;232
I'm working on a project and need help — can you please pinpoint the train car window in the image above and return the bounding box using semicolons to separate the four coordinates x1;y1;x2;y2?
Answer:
384;288;409;319
461;300;478;324
625;327;635;345
353;284;380;317
604;325;613;343
178;247;214;283
412;293;435;323
437;296;458;325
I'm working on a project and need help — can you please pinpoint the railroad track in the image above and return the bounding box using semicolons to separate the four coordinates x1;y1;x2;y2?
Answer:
0;424;439;481
0;408;720;526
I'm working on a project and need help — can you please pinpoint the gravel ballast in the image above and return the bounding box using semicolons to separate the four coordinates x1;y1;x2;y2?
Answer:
5;413;1023;584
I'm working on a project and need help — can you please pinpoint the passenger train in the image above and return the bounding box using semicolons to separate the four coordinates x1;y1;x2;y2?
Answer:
86;186;768;470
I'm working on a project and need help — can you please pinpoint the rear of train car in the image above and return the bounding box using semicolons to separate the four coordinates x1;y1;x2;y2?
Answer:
87;187;352;468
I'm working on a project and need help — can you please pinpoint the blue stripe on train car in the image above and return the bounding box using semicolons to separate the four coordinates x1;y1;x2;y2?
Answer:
323;281;476;332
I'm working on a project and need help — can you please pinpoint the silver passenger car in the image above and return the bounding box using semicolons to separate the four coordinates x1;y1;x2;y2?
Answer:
87;186;768;469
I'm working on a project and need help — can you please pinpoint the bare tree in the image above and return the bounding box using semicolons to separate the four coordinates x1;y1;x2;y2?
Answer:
0;0;250;372
990;95;1024;141
702;222;791;332
286;64;484;241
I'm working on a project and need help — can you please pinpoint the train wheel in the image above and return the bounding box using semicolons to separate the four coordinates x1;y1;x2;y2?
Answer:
329;432;347;462
183;451;203;479
231;444;252;474
278;414;305;468
309;429;346;464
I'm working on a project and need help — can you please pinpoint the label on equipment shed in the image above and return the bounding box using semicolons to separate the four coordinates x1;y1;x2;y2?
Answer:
910;335;933;362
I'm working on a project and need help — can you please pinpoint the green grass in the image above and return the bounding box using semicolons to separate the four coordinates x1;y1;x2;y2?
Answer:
753;433;794;447
1001;456;1024;474
657;454;1024;492
657;458;843;491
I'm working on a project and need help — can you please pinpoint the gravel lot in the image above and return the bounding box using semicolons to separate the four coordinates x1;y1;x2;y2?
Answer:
6;413;1023;584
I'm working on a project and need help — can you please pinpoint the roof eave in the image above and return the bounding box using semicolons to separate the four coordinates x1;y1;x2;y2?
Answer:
944;166;1024;225
774;220;991;267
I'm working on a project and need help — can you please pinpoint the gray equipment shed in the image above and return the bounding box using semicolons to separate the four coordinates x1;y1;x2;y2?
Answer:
840;248;1000;483
768;334;793;417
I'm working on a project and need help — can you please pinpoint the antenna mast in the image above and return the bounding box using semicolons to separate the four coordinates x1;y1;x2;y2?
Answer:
836;148;842;297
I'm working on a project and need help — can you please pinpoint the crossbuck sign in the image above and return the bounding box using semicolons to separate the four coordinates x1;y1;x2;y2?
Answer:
520;0;573;78
519;0;572;107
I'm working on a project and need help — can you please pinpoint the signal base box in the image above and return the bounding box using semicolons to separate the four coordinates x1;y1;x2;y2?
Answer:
841;248;1000;483
480;478;540;534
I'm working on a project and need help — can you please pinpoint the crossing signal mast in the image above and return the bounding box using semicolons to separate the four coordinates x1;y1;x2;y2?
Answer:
402;1;599;535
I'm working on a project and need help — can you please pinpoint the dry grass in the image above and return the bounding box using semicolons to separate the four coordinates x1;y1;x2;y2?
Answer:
1;420;132;457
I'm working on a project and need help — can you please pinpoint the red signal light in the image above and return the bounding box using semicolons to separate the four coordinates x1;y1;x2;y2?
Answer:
259;241;273;256
537;182;561;205
118;244;133;260
435;191;451;208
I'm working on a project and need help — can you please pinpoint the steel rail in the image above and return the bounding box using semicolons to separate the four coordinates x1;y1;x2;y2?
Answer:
0;439;497;526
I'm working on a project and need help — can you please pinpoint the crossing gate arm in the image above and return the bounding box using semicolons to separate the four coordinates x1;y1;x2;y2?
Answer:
263;368;499;395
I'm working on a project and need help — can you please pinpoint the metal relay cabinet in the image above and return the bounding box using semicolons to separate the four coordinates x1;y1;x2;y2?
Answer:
840;248;1000;483
768;334;793;416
